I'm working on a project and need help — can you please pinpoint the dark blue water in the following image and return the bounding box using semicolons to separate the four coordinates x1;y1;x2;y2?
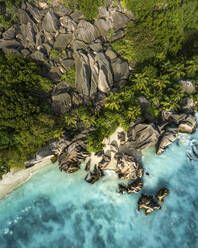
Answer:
0;120;198;248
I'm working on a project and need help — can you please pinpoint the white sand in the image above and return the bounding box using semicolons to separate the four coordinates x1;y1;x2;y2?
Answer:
0;156;53;200
87;127;125;172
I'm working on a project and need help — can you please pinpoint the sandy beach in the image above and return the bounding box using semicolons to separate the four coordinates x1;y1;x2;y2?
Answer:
0;156;53;200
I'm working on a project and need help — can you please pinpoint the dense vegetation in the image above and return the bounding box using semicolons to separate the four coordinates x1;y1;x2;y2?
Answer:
1;0;198;176
0;51;59;178
65;0;198;152
63;0;105;20
0;0;22;29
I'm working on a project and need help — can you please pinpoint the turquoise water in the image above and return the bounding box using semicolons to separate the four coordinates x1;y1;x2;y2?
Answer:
1;122;198;248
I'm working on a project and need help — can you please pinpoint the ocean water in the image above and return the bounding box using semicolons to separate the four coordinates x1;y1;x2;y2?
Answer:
1;122;198;248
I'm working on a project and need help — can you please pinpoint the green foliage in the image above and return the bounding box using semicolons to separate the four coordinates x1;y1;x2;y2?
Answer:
0;0;22;29
64;91;142;152
0;51;58;175
63;0;105;20
61;67;76;86
85;0;198;151
115;0;198;63
107;29;114;41
50;49;61;59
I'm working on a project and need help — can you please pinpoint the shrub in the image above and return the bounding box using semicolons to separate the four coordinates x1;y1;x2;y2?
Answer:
61;67;76;86
50;49;60;59
63;0;105;20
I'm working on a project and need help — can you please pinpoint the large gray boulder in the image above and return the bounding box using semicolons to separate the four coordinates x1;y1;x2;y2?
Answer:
156;188;169;203
26;2;41;23
112;11;129;31
52;82;72;114
0;39;22;49
17;9;32;25
20;23;35;48
156;128;178;155
59;140;90;173
88;53;99;96
2;25;17;40
54;6;72;17
95;52;113;93
85;165;104;184
54;33;73;49
74;20;99;44
74;51;91;96
42;10;59;33
127;123;160;150
60;16;77;32
94;18;112;37
75;50;113;96
178;114;197;134
111;56;129;84
48;136;70;156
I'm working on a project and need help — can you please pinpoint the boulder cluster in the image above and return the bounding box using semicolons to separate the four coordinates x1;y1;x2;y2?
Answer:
26;105;196;214
10;1;196;215
0;0;131;114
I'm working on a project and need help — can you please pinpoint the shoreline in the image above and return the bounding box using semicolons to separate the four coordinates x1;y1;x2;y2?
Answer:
0;156;53;201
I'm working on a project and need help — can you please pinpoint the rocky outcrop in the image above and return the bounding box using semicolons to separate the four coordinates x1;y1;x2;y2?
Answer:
127;123;160;150
116;153;143;180
179;80;195;94
156;128;178;155
51;82;72;114
0;1;130;103
162;111;197;134
98;154;111;169
119;178;143;194
42;10;59;33
178;114;196;134
138;194;161;215
59;141;90;173
54;33;73;49
156;188;169;203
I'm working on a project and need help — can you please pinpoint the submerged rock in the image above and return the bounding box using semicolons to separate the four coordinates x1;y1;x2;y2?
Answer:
119;178;143;194
85;165;104;184
138;194;161;215
156;188;169;203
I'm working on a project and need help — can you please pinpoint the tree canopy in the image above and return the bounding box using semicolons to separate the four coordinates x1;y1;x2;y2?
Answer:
0;51;58;177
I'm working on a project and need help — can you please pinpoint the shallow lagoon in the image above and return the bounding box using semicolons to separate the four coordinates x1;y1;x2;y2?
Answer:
0;122;198;248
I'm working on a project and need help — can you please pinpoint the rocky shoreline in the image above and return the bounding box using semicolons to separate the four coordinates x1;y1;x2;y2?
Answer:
26;107;196;215
0;0;197;214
